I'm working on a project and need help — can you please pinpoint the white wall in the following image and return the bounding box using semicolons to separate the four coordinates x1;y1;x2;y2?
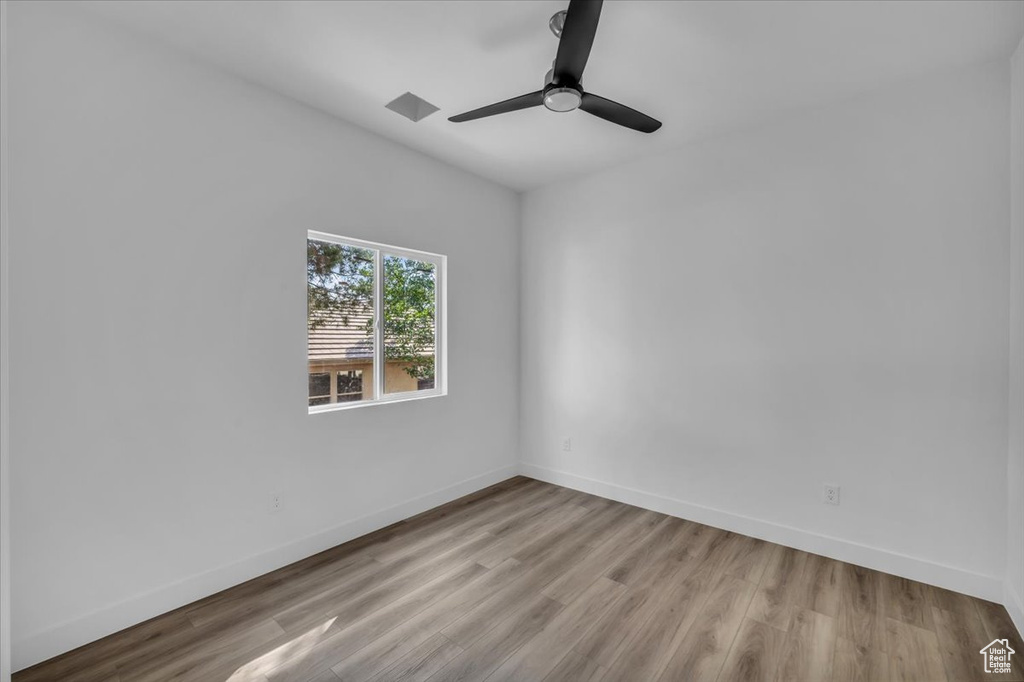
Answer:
7;1;520;671
521;61;1012;601
1008;35;1024;638
1;1;11;678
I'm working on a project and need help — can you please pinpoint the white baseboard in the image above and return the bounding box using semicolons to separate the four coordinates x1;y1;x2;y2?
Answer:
13;464;518;673
519;462;1004;603
1006;580;1024;640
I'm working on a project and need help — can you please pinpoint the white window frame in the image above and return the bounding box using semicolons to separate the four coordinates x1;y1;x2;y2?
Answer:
307;230;447;414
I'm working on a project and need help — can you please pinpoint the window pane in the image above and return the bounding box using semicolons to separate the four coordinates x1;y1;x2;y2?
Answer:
309;372;330;396
307;239;375;404
336;370;364;403
383;254;436;395
308;372;331;406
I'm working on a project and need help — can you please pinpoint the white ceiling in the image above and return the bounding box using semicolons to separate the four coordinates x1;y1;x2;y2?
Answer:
83;0;1024;191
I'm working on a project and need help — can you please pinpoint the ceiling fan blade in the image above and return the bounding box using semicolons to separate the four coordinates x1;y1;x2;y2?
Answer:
448;90;545;122
580;92;662;133
552;0;603;85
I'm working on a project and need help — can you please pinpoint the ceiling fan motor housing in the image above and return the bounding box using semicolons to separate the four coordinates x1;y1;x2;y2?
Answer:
549;10;568;38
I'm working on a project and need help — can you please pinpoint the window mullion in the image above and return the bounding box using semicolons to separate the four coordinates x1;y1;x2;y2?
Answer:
435;257;444;394
373;248;384;400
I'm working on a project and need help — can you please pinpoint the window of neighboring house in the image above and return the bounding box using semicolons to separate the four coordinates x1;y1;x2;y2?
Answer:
336;370;363;403
307;230;446;413
308;372;331;406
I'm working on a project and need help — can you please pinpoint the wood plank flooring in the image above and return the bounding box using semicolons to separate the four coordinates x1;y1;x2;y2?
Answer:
14;476;1023;682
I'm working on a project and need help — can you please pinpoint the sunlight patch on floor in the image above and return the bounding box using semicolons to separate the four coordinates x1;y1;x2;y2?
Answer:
227;617;337;681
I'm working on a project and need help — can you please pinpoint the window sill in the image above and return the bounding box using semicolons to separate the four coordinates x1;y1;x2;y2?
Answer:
308;388;447;415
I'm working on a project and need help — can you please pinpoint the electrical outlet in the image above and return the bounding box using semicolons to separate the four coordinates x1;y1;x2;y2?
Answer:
823;484;840;506
562;438;572;452
270;493;283;513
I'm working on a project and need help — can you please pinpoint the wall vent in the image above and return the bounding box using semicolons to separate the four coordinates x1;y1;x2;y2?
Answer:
385;92;440;122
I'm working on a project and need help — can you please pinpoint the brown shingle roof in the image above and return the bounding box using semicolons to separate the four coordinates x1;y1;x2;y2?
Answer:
308;308;373;361
308;307;436;362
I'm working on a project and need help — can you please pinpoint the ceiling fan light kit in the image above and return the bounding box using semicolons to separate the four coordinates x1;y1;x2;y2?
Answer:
543;87;582;112
449;0;662;133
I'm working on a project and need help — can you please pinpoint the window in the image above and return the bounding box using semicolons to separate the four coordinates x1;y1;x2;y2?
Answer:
336;370;363;403
307;231;445;412
308;373;331;406
308;369;365;407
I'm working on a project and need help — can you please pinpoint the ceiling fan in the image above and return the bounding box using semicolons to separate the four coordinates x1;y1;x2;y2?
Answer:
448;0;662;133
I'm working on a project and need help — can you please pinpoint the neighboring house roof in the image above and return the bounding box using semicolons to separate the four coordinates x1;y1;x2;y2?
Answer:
308;306;436;362
308;307;373;361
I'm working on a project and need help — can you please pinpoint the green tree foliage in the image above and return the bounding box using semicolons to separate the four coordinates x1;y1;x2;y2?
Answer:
307;241;374;327
307;240;435;381
382;255;436;381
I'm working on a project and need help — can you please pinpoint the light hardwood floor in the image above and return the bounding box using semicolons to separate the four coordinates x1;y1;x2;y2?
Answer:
14;477;1024;682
